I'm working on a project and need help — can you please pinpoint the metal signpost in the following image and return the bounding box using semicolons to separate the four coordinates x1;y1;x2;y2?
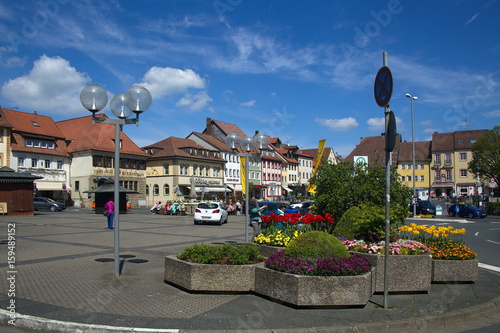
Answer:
374;52;396;309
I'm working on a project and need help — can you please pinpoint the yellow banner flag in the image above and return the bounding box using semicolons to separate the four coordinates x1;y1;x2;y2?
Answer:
307;139;326;194
240;156;246;195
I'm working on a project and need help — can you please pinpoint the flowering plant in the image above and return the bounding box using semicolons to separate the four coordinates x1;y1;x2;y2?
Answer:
264;251;371;276
254;229;303;247
342;239;431;255
398;223;476;260
261;212;335;230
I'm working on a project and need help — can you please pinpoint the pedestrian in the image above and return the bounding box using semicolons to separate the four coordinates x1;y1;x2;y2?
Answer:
236;201;241;215
249;198;266;240
104;198;115;229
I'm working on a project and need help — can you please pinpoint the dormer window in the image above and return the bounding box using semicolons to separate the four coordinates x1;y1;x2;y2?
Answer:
31;121;40;127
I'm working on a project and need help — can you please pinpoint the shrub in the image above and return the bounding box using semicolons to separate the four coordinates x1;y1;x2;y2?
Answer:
333;204;401;242
265;251;371;276
485;201;500;215
177;243;264;265
284;231;349;259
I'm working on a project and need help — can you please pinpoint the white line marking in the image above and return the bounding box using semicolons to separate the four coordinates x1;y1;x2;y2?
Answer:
486;239;500;245
475;232;479;236
479;263;500;273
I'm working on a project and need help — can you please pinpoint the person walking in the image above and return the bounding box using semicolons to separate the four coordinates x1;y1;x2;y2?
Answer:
249;198;266;240
104;198;115;229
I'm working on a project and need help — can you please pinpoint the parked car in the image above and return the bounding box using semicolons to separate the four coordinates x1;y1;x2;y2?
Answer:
194;202;228;225
258;201;280;216
413;200;436;215
448;203;487;218
33;197;66;212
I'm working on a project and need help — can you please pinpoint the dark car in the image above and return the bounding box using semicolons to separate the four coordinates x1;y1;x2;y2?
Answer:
448;203;487;218
414;200;436;215
33;197;66;212
258;201;280;216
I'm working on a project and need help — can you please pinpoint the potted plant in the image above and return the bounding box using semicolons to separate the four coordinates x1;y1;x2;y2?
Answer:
254;231;373;307
164;243;264;292
398;223;478;282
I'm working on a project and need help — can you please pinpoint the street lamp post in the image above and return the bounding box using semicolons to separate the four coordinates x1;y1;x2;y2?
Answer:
225;132;269;243
405;93;418;216
80;84;152;277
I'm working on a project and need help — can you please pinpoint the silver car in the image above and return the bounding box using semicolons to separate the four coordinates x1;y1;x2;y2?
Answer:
34;197;66;212
194;202;228;225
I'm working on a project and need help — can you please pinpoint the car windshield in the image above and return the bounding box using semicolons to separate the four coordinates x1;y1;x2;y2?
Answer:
198;203;218;209
466;205;479;210
420;201;434;207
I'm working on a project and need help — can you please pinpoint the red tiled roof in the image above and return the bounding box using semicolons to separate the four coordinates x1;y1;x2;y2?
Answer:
56;114;148;156
0;107;13;128
431;132;454;151
454;130;488;149
211;119;247;138
143;136;225;162
10;132;69;157
2;108;65;139
189;132;232;152
397;141;431;162
345;134;402;167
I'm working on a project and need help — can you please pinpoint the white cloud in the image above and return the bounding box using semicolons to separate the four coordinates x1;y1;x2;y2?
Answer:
316;117;358;131
483;110;500;118
240;99;256;107
465;13;480;25
420;120;433;126
138;67;206;98
1;55;90;115
423;128;439;134
366;117;385;131
176;91;212;112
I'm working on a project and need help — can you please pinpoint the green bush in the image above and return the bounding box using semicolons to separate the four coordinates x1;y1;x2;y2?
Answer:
485;201;500;215
333;204;399;242
284;231;349;259
177;244;263;265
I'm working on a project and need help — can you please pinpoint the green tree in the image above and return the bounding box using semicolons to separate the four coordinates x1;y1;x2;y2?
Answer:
468;126;500;186
311;161;411;222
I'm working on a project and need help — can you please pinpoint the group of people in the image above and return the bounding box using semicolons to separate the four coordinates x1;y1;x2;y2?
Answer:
150;201;186;215
226;201;242;215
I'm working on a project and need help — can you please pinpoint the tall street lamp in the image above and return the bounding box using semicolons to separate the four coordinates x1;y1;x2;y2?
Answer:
225;132;269;243
80;84;152;277
405;93;418;216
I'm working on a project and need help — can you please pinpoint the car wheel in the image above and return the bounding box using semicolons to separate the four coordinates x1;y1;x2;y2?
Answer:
448;211;455;217
468;212;474;219
50;205;57;212
194;220;199;225
224;216;228;224
218;218;223;226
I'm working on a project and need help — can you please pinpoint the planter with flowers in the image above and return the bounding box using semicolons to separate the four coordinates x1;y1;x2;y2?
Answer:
398;223;478;283
164;243;264;292
343;239;432;293
253;213;335;257
254;231;373;307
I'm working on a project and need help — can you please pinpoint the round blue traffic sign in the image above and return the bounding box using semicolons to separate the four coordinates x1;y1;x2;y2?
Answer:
374;66;393;107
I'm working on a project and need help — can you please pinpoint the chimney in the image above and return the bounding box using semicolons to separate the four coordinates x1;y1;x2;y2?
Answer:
206;118;212;135
360;137;363;143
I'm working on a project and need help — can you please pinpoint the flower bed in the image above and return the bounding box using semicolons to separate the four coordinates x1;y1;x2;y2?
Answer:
254;251;373;306
343;239;432;293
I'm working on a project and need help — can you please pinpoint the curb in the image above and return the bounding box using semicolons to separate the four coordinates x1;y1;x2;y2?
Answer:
1;295;499;333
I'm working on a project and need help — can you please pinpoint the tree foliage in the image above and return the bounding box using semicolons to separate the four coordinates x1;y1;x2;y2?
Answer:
312;161;411;222
468;126;500;186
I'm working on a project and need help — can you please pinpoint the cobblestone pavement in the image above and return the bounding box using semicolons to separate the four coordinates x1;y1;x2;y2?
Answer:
0;208;499;332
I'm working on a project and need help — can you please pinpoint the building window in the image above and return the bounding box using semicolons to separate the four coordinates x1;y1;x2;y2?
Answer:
93;155;103;167
18;156;25;167
75;181;80;191
420;175;424;182
206;166;210;177
445;153;452;165
25;139;33;147
153;184;159;195
420;164;424;170
401;164;405;170
31;157;38;168
460;169;467;178
459;152;467;161
434;154;441;165
44;159;51;169
435;170;440;180
407;175;411;182
57;160;63;169
163;184;170;195
199;165;204;176
193;165;198;176
163;163;169;175
446;170;452;181
146;185;149;195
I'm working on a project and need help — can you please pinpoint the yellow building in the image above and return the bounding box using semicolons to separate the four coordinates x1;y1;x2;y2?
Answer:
397;141;431;198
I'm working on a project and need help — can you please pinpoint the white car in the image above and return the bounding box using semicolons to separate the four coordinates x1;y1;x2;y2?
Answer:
194;202;228;225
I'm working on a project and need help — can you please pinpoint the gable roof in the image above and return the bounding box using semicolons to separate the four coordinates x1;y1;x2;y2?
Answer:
2;108;65;139
204;118;247;138
189;132;232;152
397;141;431;162
142;136;225;162
0;106;13;128
345;134;402;167
56;114;148;157
431;130;488;151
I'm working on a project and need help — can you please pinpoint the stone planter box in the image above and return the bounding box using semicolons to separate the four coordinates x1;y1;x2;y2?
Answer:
164;255;262;292
254;266;373;307
431;259;478;283
356;253;432;293
250;244;285;257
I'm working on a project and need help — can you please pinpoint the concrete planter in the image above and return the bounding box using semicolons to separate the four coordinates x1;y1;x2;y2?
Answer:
254;266;373;307
250;244;285;257
356;253;432;293
164;255;262;292
431;259;478;283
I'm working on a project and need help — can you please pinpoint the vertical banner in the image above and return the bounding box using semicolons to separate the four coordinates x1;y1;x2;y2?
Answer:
307;139;326;193
240;156;246;195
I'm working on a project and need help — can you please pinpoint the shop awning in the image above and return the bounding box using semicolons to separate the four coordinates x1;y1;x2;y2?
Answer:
35;182;71;191
187;187;232;192
283;187;293;192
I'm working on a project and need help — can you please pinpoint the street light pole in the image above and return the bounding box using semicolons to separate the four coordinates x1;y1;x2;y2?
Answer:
80;85;152;277
405;93;418;216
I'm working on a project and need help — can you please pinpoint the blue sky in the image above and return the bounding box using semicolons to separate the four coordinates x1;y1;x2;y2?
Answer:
0;0;499;156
